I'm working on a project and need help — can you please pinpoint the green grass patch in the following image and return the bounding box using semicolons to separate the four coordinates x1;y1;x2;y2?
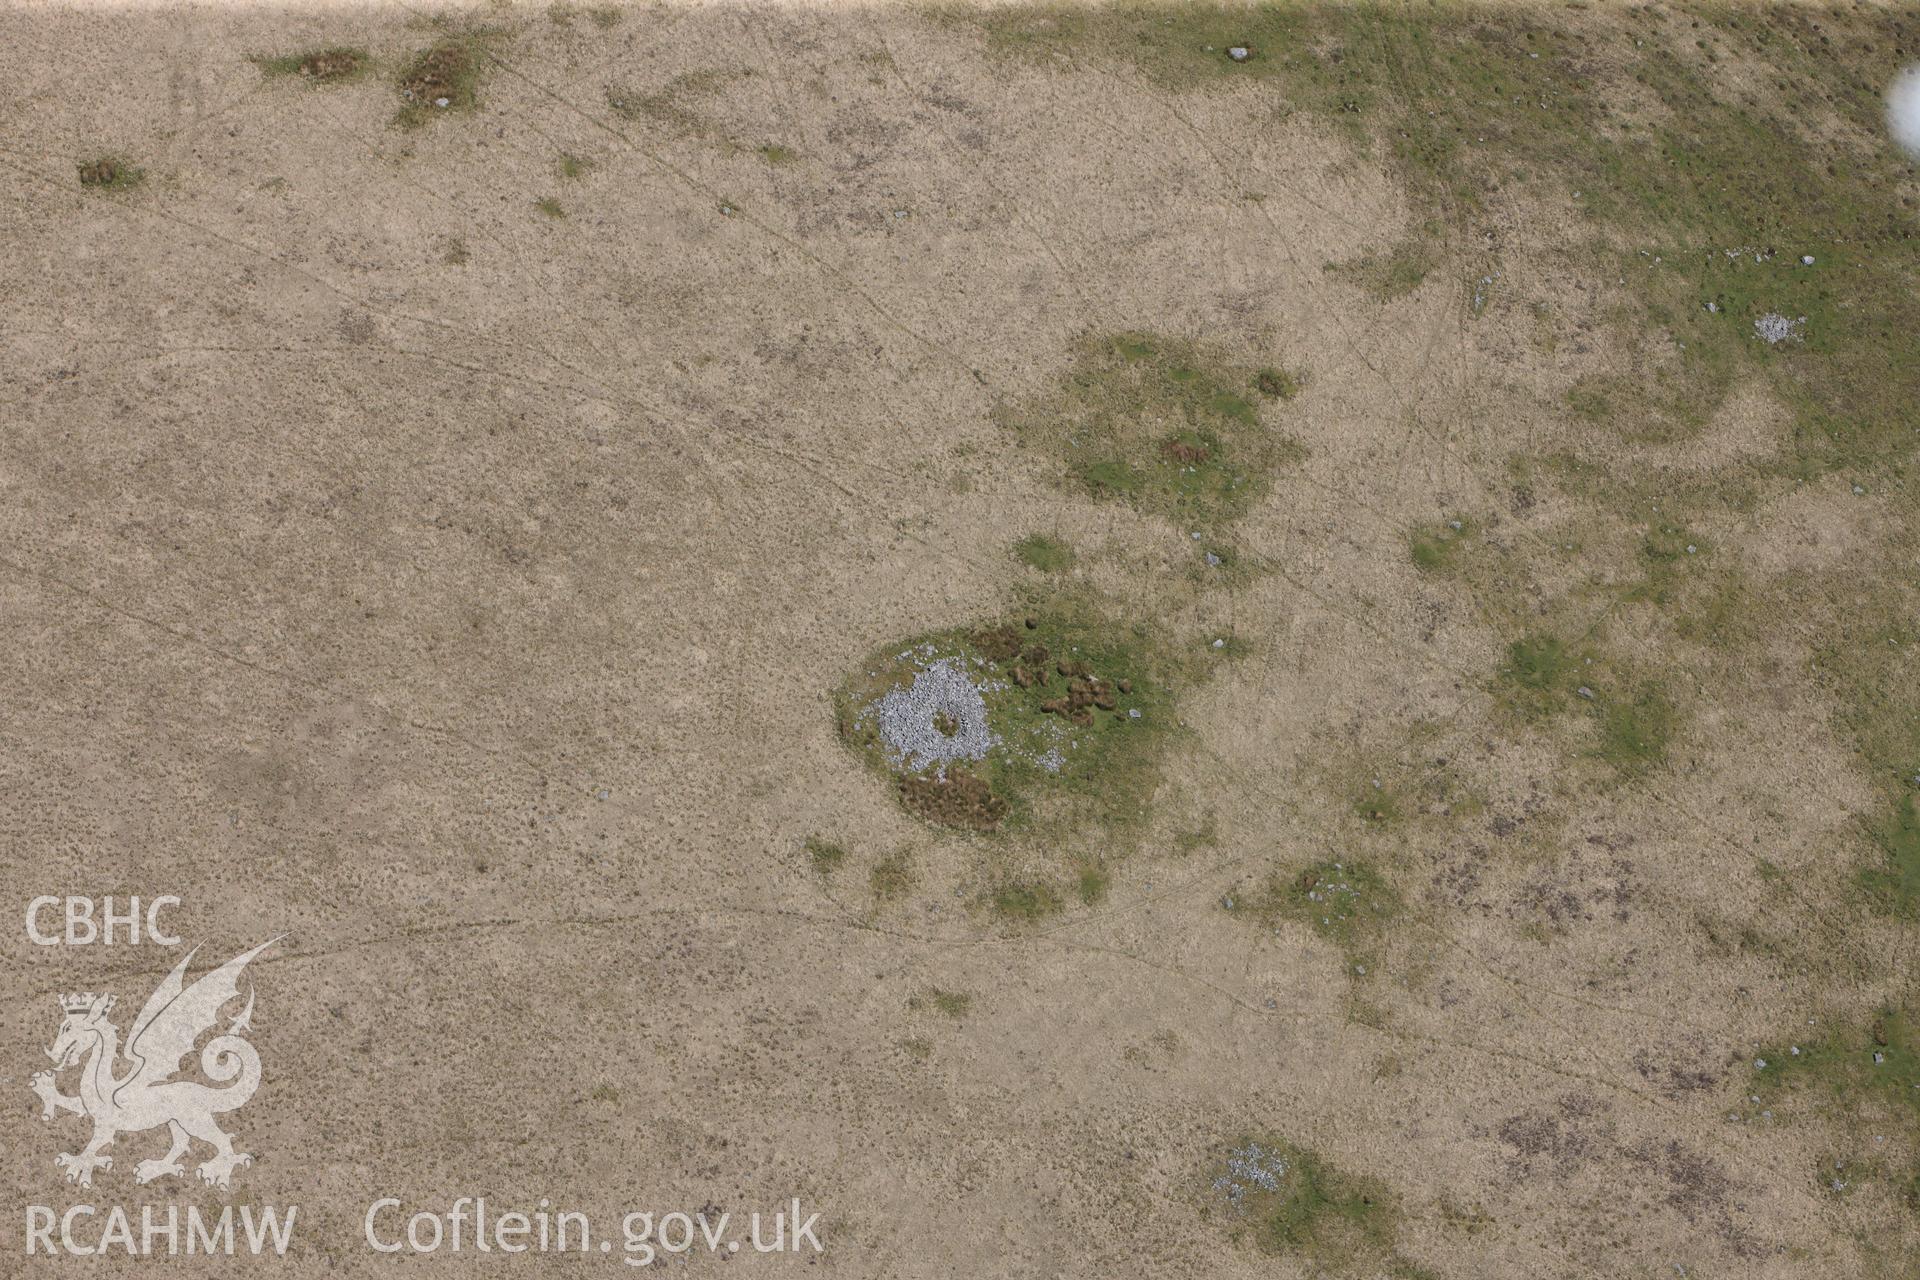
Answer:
608;69;734;134
803;835;846;875
835;600;1194;835
997;331;1305;528
1494;633;1679;777
758;143;799;166
1495;634;1586;721
870;849;913;902
1075;858;1111;905
1809;590;1920;796
1627;515;1710;605
558;153;593;180
1012;533;1075;573
1860;797;1920;920
909;988;973;1017
255;47;369;83
549;3;622;26
76;157;143;192
958;4;1920;481
1408;517;1473;575
1202;633;1253;662
1594;683;1678;775
1752;1003;1920;1168
395;38;487;127
1253;367;1304;401
533;196;566;219
991;880;1064;922
1226;860;1402;974
1351;781;1404;827
1670;568;1759;652
1206;1137;1423;1276
1174;814;1219;855
1328;232;1439;300
1566;377;1614;423
1565;370;1719;446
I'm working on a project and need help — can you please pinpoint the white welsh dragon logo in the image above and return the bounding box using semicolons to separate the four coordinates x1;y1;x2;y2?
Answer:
29;939;279;1189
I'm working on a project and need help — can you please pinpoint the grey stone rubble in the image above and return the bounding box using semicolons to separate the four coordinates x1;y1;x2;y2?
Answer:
1211;1142;1288;1208
1754;313;1806;345
861;655;1000;778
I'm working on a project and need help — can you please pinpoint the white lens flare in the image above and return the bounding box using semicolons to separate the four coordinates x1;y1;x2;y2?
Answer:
1891;65;1920;160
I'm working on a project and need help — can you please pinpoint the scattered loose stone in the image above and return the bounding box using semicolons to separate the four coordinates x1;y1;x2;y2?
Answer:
1228;46;1250;61
863;657;999;776
1753;313;1806;345
1211;1142;1287;1208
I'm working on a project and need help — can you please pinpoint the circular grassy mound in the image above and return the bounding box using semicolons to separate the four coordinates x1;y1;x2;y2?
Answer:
836;614;1176;832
